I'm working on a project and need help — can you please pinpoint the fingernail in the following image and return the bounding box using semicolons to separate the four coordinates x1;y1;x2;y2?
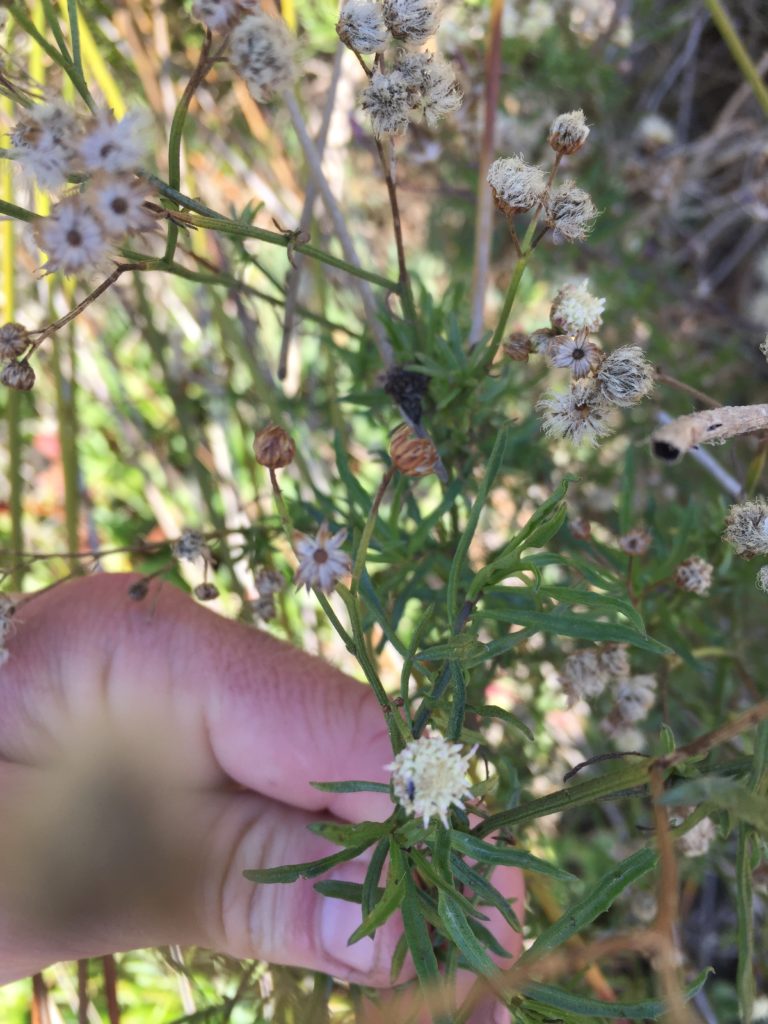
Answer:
319;865;376;974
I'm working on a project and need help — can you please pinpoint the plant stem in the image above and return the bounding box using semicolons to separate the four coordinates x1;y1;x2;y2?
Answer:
351;467;394;595
704;0;768;117
9;0;94;110
375;139;417;330
482;214;539;369
66;0;83;84
268;468;294;538
51;328;82;570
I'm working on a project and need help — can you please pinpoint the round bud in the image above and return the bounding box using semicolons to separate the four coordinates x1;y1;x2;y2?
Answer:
502;332;533;362
253;424;296;469
548;109;590;156
0;323;30;361
1;359;35;391
389;423;439;478
194;582;219;601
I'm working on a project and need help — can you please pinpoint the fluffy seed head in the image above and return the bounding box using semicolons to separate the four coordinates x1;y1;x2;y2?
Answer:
293;523;352;594
636;113;675;153
596;643;631;679
548;334;603;378
394;52;462;128
1;360;35;391
79;109;152;174
253;423;296;469
595;345;655;407
558;648;610;702
192;0;259;31
0;323;30;361
548;109;590;155
360;69;411;137
488;155;548;215
550;280;605;334
10;101;81;190
538;378;614;446
545;180;598;242
34;196;109;276
389;423;439;478
229;12;296;103
386;731;475;828
674;812;716;858
674;556;713;596
383;0;441;45
337;1;389;53
723;498;768;559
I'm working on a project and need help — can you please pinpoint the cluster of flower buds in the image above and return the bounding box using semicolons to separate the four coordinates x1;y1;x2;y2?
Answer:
0;594;16;667
336;0;462;139
249;568;284;622
0;322;34;391
723;497;768;593
192;2;296;103
557;643;657;750
521;280;655;446
7;104;157;280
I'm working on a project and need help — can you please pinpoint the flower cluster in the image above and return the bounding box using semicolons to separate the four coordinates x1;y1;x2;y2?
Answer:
557;644;657;750
386;731;476;828
338;0;461;139
723;497;768;593
249;568;285;622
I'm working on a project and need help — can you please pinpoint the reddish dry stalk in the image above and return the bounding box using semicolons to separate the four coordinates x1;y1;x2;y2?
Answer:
78;960;89;1024
103;954;120;1024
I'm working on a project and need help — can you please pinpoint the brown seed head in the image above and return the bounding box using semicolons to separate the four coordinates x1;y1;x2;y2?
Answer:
548;109;590;156
1;359;35;391
389;423;439;478
503;332;533;362
253;424;296;469
194;582;219;602
0;323;30;361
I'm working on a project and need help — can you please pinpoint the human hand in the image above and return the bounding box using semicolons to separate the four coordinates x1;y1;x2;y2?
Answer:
0;574;522;1009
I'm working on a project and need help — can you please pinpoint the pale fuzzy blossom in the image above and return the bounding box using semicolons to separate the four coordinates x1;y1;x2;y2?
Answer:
383;0;441;45
558;648;610;702
386;731;476;828
550;280;606;335
548;109;590;155
674;812;717;858
674;556;713;596
86;174;157;237
337;1;389;53
595;345;655;407
488;155;548;215
361;69;411;137
293;522;351;593
614;673;657;724
548;334;603;378
723;498;768;559
395;52;462;129
618;528;652;556
596;643;631;679
34;196;109;276
752;996;768;1023
538;378;614;446
229;12;296;102
79;109;153;174
192;0;259;31
602;721;647;751
10;101;82;190
545;180;598;242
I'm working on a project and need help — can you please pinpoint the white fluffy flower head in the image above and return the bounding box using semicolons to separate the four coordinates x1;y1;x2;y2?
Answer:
548;108;590;155
488;155;548;215
35;196;109;276
192;0;259;31
337;1;389;54
361;69;411;137
550;280;606;334
229;12;296;102
545;180;598;242
10;101;82;190
538;378;614;446
596;345;655;407
293;522;351;593
674;556;713;596
558;648;610;703
79;109;152;174
86;173;157;238
383;0;441;45
386;731;476;827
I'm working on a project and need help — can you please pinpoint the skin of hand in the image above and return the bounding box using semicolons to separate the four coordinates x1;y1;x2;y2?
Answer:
0;573;523;1012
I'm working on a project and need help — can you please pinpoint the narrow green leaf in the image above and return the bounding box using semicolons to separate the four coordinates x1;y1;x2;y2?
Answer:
661;776;768;833
437;890;498;977
450;855;522;932
478;608;670;655
521;848;657;962
541;584;645;633
410;849;489;921
449;831;575;880
362;837;390;920
308;819;391;848
244;842;370;884
389;933;409;987
347;869;405;945
448;660;467;740
401;870;441;987
310;780;391;794
468;703;533;741
313;880;367;902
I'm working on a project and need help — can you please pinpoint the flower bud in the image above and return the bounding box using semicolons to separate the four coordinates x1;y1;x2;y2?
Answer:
1;359;35;391
618;528;652;556
253;424;296;469
502;332;533;362
548;109;590;155
389;423;439;478
0;323;30;360
674;556;713;596
194;582;220;601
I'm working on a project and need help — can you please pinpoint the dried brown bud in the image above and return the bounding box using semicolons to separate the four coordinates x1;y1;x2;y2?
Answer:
128;579;150;601
1;359;35;391
674;556;713;596
194;582;219;601
0;323;30;360
389;423;439;478
570;517;592;540
618;528;652;556
253;424;296;469
502;332;533;362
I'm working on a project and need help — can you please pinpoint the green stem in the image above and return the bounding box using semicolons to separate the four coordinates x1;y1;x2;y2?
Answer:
7;391;24;589
66;0;83;81
704;0;768;117
9;1;94;111
51;328;81;570
351;467;394;595
482;215;539;369
41;0;72;63
268;468;294;538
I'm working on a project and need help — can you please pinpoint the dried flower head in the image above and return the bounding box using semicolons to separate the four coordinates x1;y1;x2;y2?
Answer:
394;52;462;128
757;565;768;593
382;365;430;424
548;334;603;378
723;498;768;559
602;721;647;752
229;12;296;102
548;109;590;155
528;327;559;354
249;594;277;622
550;280;605;335
0;593;16;641
636;113;675;153
35;196;109;276
360;69;411;137
596;643;631;679
0;323;30;361
503;332;533;362
172;529;211;564
545;180;598;242
558;648;610;702
595;345;655;407
192;0;259;31
253;423;296;469
337;1;389;53
674;556;713;596
487;155;548;216
79;109;152;174
294;522;352;593
614;673;657;723
760;334;768;363
255;568;284;596
389;423;439;478
0;360;35;391
9;101;81;189
194;582;220;601
86;173;157;238
618;528;652;556
538;378;613;446
383;0;441;45
674;811;716;858
385;731;476;828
